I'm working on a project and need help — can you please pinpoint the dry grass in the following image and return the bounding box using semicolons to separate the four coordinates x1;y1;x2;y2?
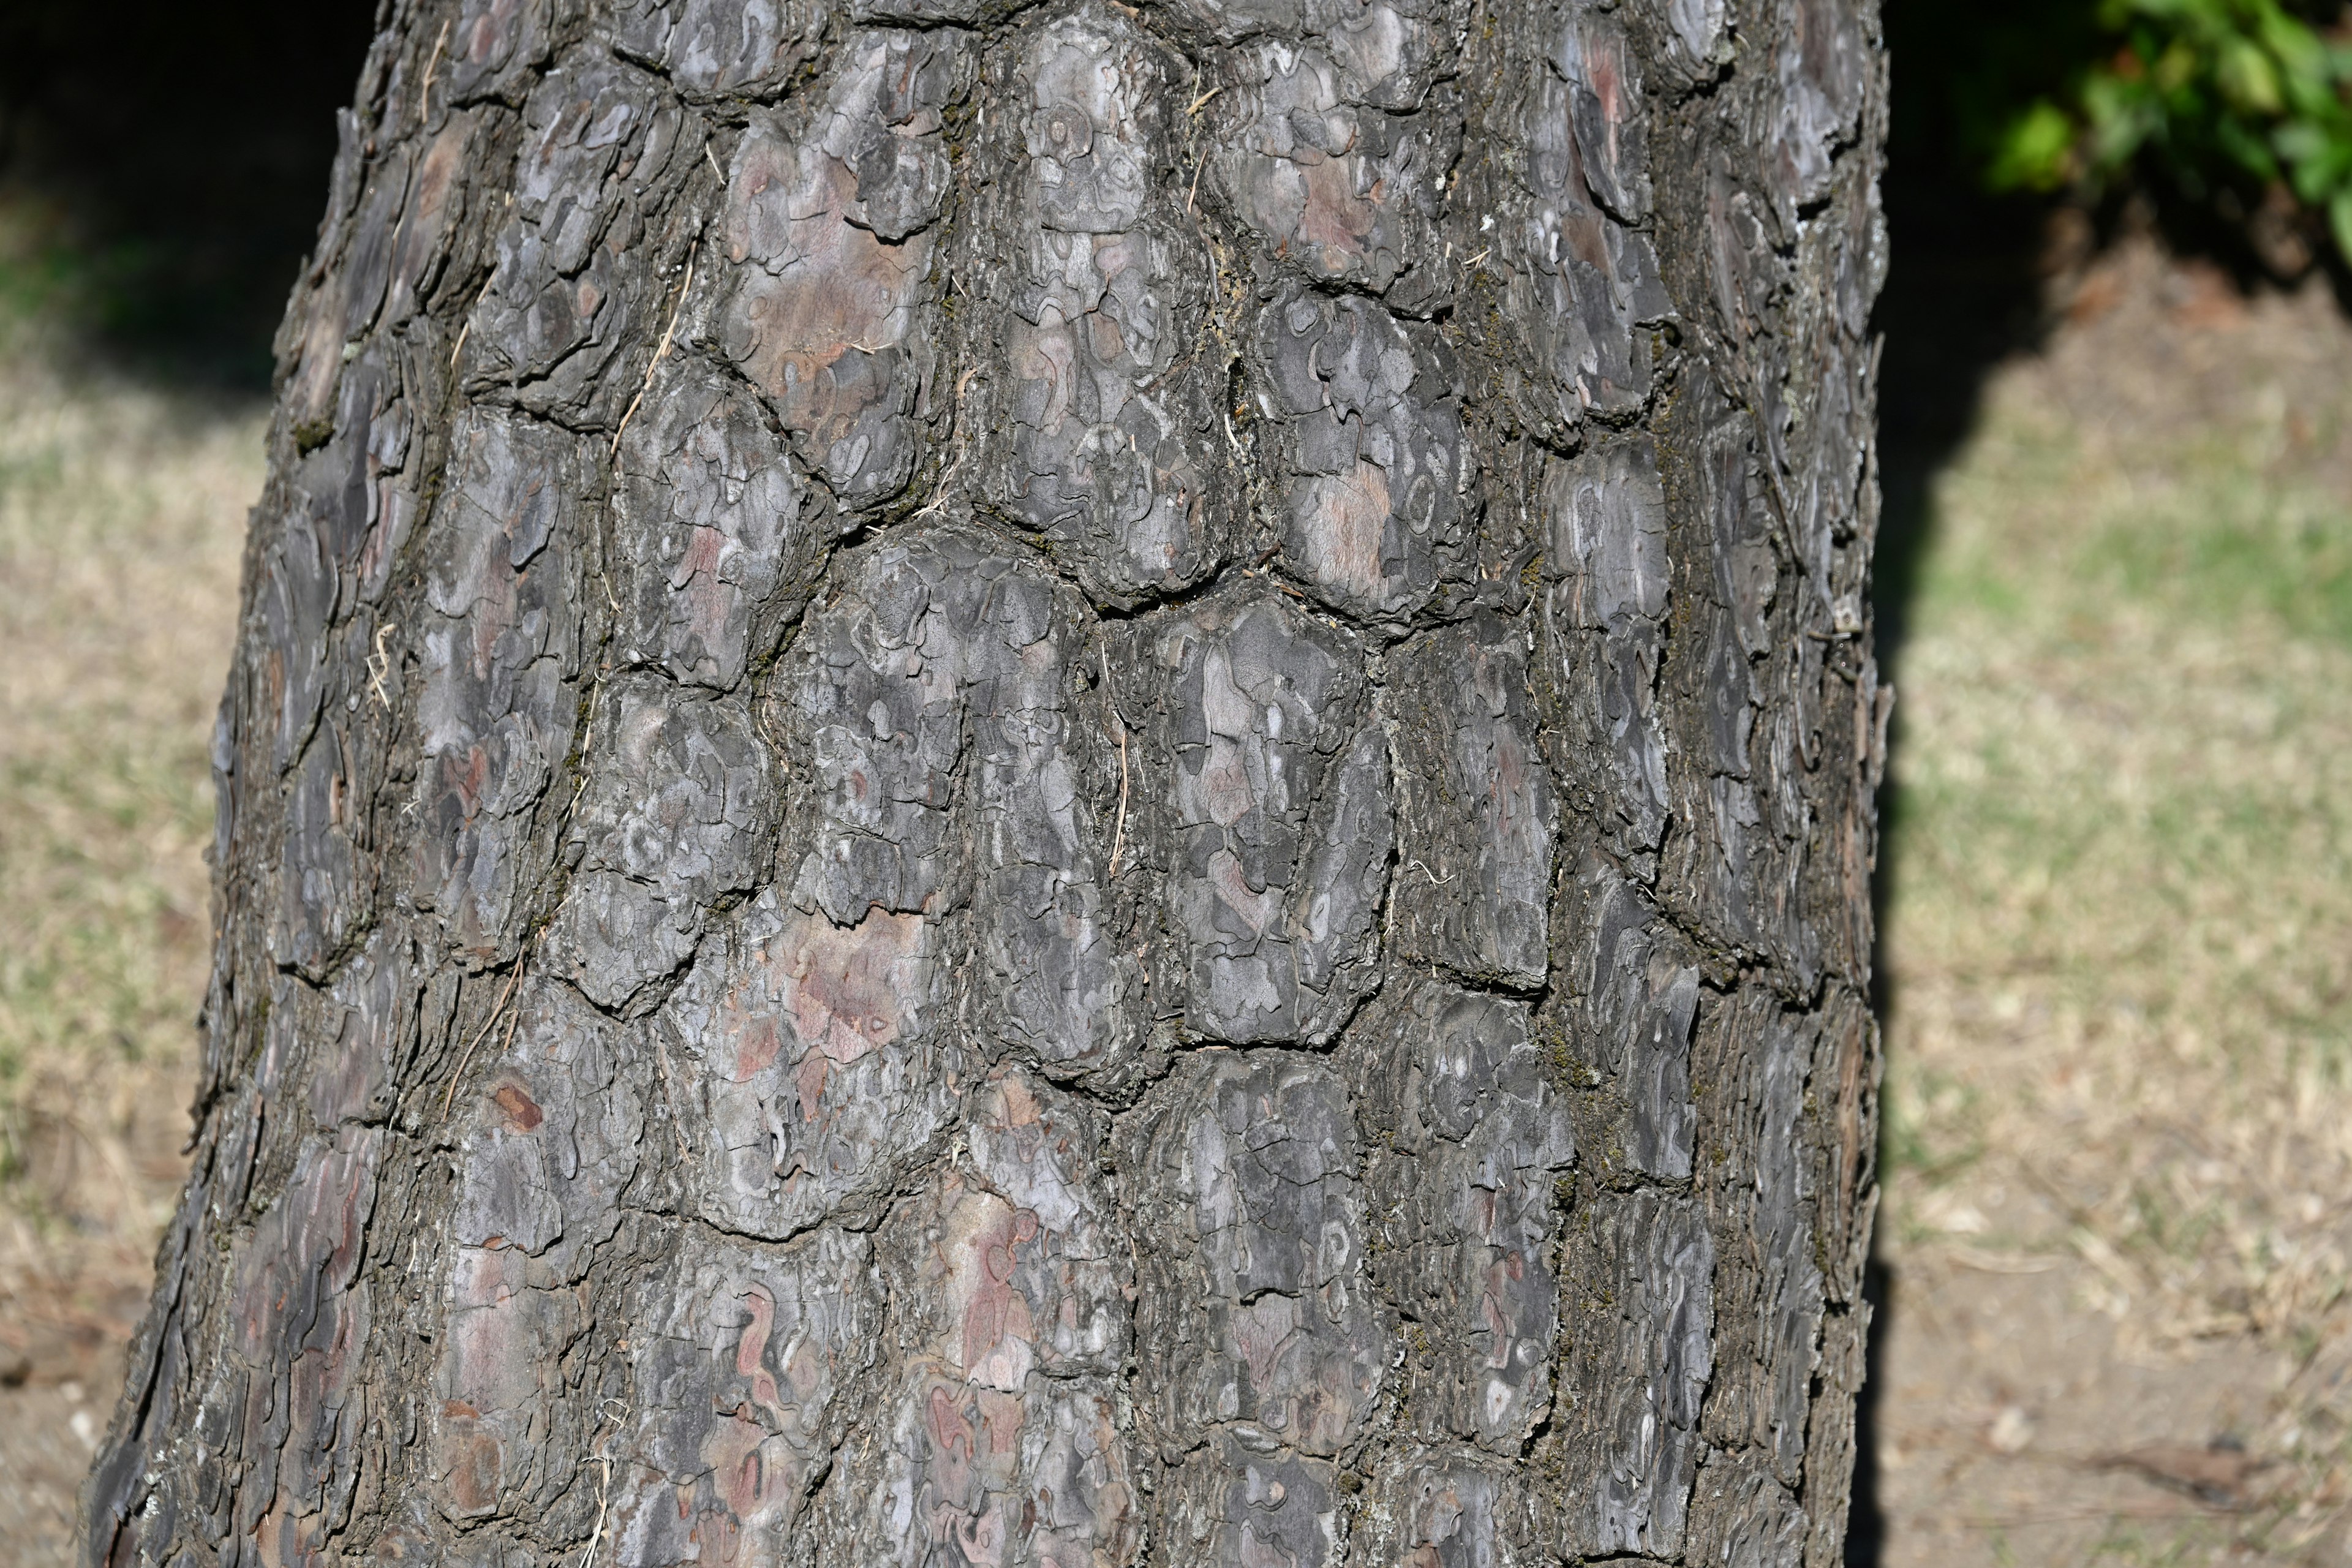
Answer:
1878;242;2352;1565
0;295;258;1558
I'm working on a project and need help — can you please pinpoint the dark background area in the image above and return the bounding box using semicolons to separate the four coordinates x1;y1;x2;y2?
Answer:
0;0;380;386
1872;4;2053;660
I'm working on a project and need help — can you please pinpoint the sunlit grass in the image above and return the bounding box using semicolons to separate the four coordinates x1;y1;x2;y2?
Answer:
1889;396;2352;1088
0;298;258;1206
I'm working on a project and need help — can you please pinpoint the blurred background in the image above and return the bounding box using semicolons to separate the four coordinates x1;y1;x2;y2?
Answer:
1;2;2348;1563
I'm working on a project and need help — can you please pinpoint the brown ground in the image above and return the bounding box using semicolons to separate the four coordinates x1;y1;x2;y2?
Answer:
1;235;2348;1564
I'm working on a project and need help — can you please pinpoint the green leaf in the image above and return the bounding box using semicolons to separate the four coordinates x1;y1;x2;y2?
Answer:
1960;0;2352;256
2154;39;2202;93
1991;100;2084;190
2274;119;2344;202
2330;188;2352;266
2217;36;2282;113
2256;12;2331;110
2083;74;2163;170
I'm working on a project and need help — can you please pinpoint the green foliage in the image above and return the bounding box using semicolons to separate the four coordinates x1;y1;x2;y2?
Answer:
1981;1;2352;261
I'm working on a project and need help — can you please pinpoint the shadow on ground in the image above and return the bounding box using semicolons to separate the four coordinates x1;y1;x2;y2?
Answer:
1851;8;2062;1559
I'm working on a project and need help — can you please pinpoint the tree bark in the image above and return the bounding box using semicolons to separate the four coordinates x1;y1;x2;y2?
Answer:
85;0;1887;1562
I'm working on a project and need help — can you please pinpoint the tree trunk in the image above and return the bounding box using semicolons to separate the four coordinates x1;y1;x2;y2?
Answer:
85;0;1887;1562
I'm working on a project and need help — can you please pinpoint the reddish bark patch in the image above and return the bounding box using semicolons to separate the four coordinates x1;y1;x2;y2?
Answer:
733;1014;783;1084
489;1082;543;1132
447;1432;502;1515
1294;459;1392;606
778;906;925;1065
1297;155;1382;273
725;136;930;450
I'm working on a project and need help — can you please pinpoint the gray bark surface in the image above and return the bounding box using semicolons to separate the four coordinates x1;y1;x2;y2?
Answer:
85;0;1888;1562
